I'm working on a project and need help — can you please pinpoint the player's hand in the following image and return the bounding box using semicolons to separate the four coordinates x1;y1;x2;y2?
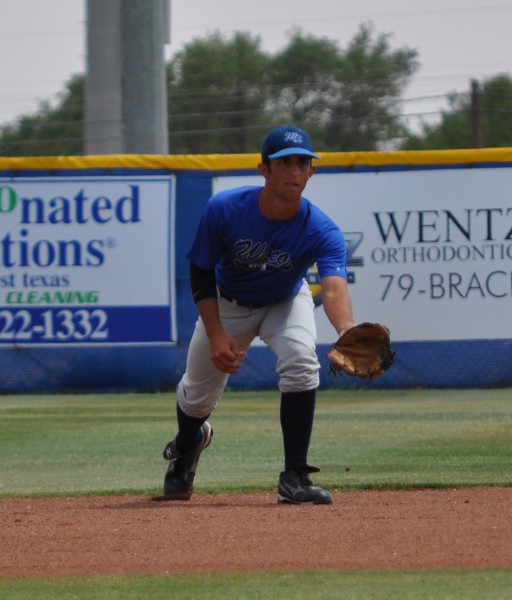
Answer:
209;334;246;374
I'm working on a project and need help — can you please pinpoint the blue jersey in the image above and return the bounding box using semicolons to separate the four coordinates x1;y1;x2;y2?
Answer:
187;186;348;305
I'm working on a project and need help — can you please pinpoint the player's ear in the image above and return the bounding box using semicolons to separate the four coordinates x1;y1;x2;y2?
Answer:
258;162;270;179
309;164;317;178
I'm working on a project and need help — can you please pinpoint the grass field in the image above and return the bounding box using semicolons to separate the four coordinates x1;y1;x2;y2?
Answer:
1;387;511;598
4;569;512;600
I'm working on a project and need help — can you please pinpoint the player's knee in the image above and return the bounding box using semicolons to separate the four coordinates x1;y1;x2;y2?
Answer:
276;345;320;391
176;377;223;418
279;369;320;392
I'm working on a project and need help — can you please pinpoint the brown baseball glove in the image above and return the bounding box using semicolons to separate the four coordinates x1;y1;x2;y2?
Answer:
327;322;395;379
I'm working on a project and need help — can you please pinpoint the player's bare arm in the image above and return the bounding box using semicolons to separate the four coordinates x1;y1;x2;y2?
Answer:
320;275;356;336
189;262;245;373
195;299;246;374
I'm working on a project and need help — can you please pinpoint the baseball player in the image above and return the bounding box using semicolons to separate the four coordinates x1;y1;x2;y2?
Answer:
162;125;355;504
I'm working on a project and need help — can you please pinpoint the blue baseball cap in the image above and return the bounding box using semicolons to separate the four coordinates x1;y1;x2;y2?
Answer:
261;125;320;160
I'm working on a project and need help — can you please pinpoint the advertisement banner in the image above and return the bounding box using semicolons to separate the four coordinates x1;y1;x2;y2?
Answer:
0;176;176;345
214;167;512;343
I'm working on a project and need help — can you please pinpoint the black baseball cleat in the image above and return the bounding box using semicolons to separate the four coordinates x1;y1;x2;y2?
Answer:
162;422;213;500
277;465;333;505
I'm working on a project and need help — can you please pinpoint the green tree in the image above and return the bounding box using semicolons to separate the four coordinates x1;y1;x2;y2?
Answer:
267;24;419;151
401;75;512;150
265;28;342;132
0;75;84;156
330;24;418;150
168;32;272;153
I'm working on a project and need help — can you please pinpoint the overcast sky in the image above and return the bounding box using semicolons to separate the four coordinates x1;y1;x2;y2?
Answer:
1;0;511;132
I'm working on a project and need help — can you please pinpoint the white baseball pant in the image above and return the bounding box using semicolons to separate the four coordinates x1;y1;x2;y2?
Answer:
176;280;320;418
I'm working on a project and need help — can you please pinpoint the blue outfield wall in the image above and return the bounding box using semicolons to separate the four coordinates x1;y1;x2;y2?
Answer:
1;149;512;392
2;302;512;392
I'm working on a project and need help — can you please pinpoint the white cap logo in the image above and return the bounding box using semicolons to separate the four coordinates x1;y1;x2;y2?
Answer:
284;132;304;144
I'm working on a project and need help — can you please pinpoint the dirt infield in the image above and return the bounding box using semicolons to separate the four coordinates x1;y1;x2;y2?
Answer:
1;487;511;577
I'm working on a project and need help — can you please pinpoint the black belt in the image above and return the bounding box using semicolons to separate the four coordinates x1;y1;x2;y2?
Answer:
218;289;267;309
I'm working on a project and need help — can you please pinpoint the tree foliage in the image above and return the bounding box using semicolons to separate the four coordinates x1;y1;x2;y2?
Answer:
267;25;418;151
168;32;271;153
401;74;512;150
264;28;342;128
327;25;418;150
0;25;419;156
170;24;419;153
0;75;84;156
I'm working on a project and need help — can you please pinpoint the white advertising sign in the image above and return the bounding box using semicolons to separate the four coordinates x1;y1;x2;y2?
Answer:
214;167;512;342
0;176;176;345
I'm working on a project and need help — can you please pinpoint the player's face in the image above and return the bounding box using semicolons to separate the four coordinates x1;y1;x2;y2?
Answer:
261;155;316;201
